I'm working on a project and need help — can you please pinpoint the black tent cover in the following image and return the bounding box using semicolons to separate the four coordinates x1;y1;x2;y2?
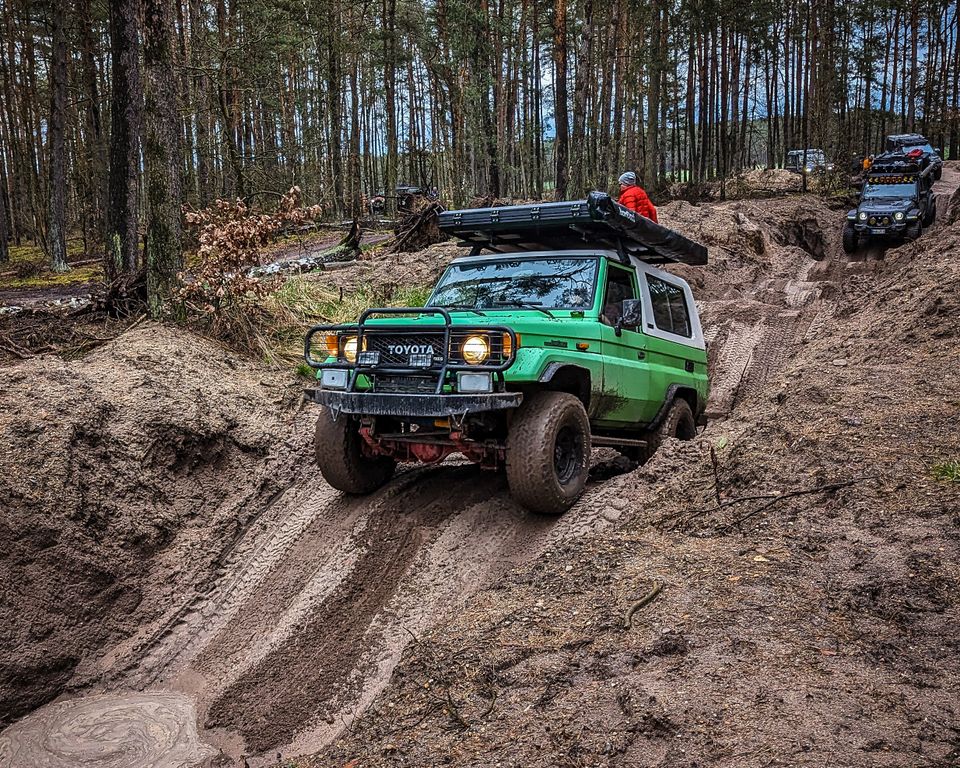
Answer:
438;191;708;266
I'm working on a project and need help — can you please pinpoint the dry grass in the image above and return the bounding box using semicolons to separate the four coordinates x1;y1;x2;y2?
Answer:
240;276;431;367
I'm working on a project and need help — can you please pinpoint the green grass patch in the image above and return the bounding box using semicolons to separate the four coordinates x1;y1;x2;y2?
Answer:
1;239;103;289
932;460;960;483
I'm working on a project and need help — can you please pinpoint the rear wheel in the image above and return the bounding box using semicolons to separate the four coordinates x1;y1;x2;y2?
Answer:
934;166;943;181
506;392;591;515
314;409;395;494
635;398;697;464
842;223;859;254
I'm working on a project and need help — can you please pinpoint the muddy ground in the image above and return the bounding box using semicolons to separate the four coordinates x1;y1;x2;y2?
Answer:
1;168;958;768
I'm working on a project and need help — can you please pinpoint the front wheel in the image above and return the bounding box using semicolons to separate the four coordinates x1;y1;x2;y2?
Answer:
842;223;859;254
923;198;937;227
505;392;591;515
906;220;923;241
314;409;395;494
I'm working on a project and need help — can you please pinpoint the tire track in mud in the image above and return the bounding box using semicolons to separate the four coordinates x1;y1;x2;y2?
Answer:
64;446;618;766
198;463;553;757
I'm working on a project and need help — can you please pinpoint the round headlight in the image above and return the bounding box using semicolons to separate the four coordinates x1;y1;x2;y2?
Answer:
858;211;867;220
342;336;359;362
894;211;904;221
461;335;489;365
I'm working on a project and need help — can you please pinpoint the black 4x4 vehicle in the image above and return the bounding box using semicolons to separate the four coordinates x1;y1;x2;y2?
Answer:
885;133;944;181
843;153;937;252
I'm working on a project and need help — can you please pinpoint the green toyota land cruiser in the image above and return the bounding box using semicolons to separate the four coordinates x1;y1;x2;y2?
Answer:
304;192;710;514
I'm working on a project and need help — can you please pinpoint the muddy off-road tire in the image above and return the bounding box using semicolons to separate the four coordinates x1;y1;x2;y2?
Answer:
906;220;923;241
923;199;937;227
934;166;943;181
505;392;590;515
314;409;395;494
842;223;859;254
631;397;698;464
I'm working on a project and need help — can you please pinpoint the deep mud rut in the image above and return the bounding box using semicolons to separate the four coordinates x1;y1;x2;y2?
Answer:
2;168;959;767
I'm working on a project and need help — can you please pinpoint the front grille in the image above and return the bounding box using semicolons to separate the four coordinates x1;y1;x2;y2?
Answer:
364;332;446;368
374;375;438;393
362;330;513;368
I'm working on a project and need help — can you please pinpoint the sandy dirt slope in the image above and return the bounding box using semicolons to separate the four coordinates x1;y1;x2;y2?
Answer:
1;169;959;768
300;171;960;767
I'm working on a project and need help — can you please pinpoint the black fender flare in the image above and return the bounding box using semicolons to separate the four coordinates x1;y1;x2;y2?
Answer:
537;363;592;407
646;384;705;430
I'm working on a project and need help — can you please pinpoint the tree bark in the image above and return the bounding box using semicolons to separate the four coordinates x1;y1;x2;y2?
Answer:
143;0;183;316
47;7;69;273
107;0;143;277
552;0;569;198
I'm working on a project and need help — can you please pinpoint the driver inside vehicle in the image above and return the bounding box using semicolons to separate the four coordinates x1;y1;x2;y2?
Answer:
601;267;638;328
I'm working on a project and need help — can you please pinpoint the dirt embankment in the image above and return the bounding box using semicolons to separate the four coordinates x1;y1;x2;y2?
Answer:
0;327;301;727
0;171;958;768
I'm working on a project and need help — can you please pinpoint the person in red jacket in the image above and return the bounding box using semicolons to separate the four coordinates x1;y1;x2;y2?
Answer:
617;171;658;223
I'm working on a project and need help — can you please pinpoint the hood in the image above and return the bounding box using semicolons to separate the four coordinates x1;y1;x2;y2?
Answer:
859;198;914;213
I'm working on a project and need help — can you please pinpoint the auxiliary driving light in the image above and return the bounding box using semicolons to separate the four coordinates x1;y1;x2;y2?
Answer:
462;335;490;364
458;372;493;393
321;369;349;389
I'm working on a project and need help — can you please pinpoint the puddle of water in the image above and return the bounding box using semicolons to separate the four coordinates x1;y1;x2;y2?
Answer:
0;692;215;768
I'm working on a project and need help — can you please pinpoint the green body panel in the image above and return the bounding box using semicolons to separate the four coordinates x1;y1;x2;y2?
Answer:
319;258;709;429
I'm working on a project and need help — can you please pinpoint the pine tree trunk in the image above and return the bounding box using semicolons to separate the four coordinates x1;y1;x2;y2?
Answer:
107;0;143;277
553;0;569;197
47;8;69;273
143;0;183;317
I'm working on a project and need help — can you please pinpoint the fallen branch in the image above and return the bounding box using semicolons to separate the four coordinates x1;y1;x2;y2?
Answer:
717;477;868;533
623;581;663;629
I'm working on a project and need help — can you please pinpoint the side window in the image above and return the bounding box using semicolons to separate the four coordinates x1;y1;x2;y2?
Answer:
646;274;692;337
601;266;637;328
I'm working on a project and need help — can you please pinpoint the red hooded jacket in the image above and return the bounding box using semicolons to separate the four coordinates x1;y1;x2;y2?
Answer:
618;184;658;223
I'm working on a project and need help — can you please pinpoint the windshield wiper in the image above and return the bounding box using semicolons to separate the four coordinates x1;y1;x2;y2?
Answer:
494;300;555;318
436;304;486;316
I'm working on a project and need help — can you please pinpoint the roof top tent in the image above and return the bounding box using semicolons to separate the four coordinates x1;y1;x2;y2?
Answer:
437;191;708;267
885;133;930;152
869;152;935;178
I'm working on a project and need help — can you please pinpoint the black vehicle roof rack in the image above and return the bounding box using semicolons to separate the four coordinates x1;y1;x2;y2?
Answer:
438;191;708;266
868;151;935;179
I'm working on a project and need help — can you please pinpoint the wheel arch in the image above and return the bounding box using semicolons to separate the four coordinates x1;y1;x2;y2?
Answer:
648;384;703;430
536;363;592;409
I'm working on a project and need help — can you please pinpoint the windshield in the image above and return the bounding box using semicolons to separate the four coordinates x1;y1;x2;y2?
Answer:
789;151;824;164
902;143;934;155
429;257;599;310
863;182;916;200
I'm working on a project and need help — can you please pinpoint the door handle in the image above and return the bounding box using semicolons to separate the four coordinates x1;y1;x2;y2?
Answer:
684;360;695;372
637;351;646;360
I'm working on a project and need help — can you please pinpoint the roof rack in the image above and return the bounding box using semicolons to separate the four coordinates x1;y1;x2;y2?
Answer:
438;192;708;266
868;151;935;179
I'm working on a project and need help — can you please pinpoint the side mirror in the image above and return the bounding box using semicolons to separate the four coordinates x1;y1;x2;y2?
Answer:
621;298;643;326
935;148;943;156
615;298;643;335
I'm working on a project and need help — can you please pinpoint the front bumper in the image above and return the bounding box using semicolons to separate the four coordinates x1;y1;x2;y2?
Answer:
853;222;907;235
307;389;523;417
